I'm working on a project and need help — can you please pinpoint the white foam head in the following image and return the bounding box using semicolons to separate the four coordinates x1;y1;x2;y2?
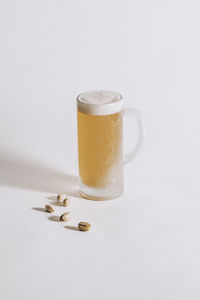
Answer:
77;90;123;115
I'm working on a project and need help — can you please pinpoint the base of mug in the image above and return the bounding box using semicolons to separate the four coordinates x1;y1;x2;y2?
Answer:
79;182;123;200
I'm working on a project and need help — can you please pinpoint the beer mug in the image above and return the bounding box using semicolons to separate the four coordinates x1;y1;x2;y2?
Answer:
77;90;144;200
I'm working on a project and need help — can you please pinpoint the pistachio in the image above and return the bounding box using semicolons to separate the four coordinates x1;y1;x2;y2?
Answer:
63;198;69;207
78;222;91;232
57;194;67;201
45;205;54;213
59;212;71;222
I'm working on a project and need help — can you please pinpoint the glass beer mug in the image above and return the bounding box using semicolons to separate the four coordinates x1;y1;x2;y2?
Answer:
77;90;144;200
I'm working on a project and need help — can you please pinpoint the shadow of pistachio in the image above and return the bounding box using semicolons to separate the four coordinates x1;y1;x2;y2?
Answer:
65;225;79;231
50;201;65;207
32;207;46;212
48;216;60;222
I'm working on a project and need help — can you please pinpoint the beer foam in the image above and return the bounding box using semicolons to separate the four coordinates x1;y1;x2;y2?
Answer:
77;90;123;115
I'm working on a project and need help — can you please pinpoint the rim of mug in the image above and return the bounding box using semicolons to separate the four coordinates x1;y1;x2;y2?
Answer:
76;90;122;106
76;90;123;115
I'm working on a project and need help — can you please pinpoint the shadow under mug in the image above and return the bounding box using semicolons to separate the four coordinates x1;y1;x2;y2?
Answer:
77;90;144;200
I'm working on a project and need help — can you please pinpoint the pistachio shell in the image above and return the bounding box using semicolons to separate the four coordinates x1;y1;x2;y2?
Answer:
45;205;54;213
63;198;70;207
78;222;91;231
59;212;71;222
57;194;67;201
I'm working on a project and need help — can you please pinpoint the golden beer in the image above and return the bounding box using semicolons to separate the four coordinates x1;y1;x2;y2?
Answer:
77;110;123;189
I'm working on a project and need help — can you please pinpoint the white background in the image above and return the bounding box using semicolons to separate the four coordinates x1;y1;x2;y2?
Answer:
0;0;200;299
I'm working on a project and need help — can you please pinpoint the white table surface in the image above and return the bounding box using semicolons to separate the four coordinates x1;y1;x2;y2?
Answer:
1;1;200;299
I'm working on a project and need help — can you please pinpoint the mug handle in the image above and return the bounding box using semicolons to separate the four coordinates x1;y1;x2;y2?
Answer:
123;108;144;165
